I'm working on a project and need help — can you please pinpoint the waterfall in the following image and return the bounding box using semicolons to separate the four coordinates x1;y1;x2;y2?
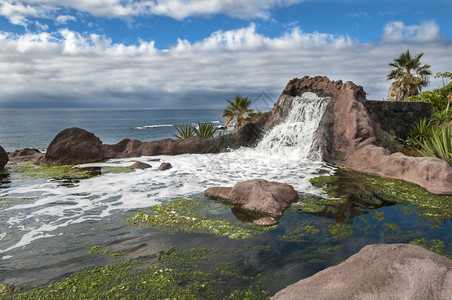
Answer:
254;92;331;161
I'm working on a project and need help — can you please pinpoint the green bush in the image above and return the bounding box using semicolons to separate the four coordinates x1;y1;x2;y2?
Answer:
193;122;217;138
174;122;218;139
173;123;195;139
405;118;431;149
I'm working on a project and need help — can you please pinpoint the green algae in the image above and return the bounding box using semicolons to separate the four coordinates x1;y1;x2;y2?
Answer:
308;169;452;223
328;222;354;240
410;238;452;259
373;211;385;221
8;162;96;180
101;166;134;174
127;198;274;240
8;247;270;300
280;224;320;242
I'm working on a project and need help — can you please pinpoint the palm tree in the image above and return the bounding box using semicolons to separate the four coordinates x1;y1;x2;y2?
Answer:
222;95;261;128
387;49;432;101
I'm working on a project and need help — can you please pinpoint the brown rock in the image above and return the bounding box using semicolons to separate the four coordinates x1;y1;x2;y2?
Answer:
8;148;45;164
205;179;298;218
272;243;452;300
44;127;104;164
0;145;8;169
159;162;172;171
130;161;152;170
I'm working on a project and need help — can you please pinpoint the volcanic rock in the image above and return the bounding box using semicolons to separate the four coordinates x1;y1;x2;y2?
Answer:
205;179;298;219
159;162;172;171
44;127;104;164
0;145;8;169
8;148;45;164
272;243;452;300
130;161;152;170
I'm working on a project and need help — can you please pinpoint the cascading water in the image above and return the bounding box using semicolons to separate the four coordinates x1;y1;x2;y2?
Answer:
253;92;331;161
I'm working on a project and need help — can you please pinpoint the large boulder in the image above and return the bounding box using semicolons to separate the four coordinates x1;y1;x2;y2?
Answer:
0;145;8;169
270;76;452;194
44;127;104;164
205;179;298;222
272;243;452;300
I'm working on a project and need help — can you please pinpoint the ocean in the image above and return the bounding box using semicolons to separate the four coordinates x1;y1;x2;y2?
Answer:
0;108;224;152
0;97;451;296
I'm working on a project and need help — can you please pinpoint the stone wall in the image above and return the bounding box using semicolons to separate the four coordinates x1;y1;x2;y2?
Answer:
364;100;431;140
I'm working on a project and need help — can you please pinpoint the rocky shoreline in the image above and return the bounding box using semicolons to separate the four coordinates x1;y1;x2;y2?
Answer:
2;76;452;298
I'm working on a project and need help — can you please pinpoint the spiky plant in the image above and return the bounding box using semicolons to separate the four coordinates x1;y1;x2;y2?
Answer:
193;122;217;138
419;126;452;165
405;118;431;149
173;123;195;139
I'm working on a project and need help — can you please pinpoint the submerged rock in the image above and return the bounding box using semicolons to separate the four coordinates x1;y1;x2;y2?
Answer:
159;162;172;171
272;243;452;300
130;161;152;170
0;145;8;169
205;179;298;222
44;127;104;165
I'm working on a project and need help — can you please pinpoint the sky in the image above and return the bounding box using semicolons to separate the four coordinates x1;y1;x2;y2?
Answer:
0;0;451;109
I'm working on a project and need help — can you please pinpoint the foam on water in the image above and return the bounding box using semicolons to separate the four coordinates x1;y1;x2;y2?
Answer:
0;92;333;256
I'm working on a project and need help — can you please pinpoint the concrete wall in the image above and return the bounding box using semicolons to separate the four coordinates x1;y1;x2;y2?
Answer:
364;100;431;140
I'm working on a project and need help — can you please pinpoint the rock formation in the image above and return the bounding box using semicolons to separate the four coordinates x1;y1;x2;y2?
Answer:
268;76;452;194
44;127;104;165
205;179;298;225
29;76;452;194
0;145;8;169
8;148;44;164
272;243;452;300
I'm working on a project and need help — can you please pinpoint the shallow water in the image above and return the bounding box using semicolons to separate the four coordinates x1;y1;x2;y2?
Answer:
0;94;451;296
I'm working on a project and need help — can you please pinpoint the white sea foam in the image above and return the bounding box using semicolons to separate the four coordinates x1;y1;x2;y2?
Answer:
0;92;333;255
133;124;174;130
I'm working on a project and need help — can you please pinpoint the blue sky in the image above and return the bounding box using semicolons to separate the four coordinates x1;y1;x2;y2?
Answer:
0;0;451;108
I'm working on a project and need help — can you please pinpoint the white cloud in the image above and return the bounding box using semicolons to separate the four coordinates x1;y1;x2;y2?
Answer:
55;15;76;25
1;0;306;25
380;21;445;43
0;21;451;108
0;1;45;26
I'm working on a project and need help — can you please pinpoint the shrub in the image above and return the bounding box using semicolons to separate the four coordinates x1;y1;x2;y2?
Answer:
419;126;452;165
173;123;194;139
193;122;218;138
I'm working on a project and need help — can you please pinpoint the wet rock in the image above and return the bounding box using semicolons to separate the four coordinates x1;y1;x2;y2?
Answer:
159;162;172;171
272;243;452;300
130;161;152;170
44;127;104;165
205;179;298;219
8;148;45;164
0;145;8;169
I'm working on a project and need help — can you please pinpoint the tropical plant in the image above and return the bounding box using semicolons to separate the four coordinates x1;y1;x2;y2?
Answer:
387;49;432;101
222;95;262;128
193;122;218;138
419;126;452;165
405;118;431;149
173;123;194;139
